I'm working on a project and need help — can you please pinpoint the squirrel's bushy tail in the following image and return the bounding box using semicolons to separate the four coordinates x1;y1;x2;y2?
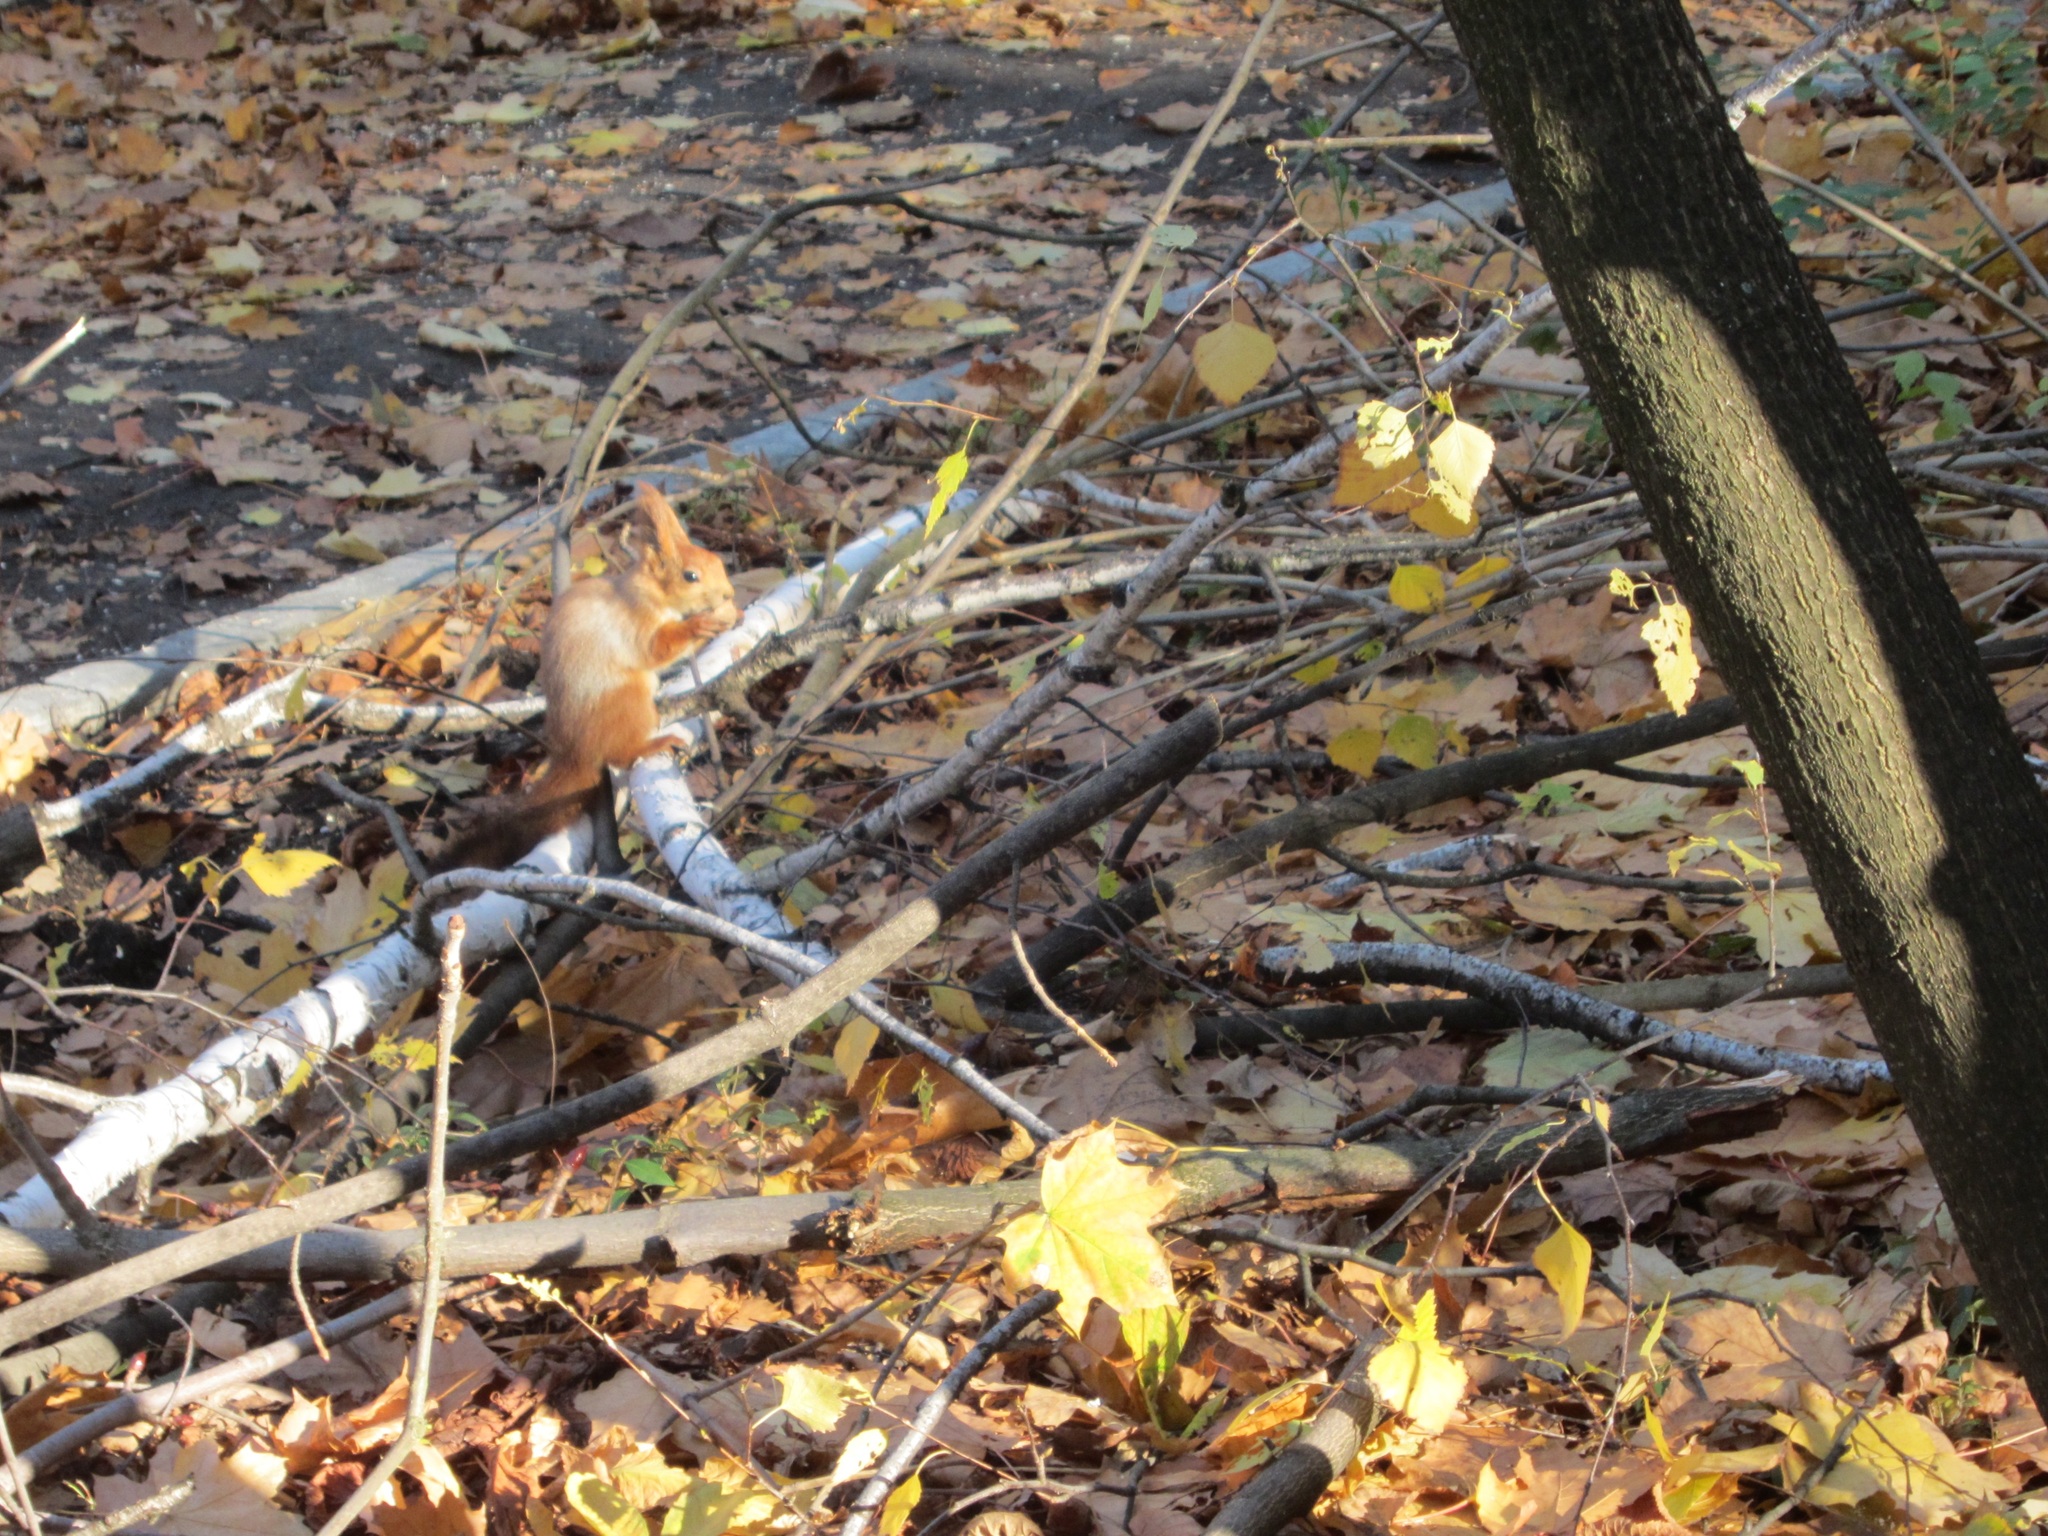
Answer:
431;758;605;873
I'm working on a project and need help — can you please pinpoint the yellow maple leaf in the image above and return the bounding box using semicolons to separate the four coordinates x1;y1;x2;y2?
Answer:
998;1126;1177;1332
1780;1382;2012;1527
776;1363;866;1433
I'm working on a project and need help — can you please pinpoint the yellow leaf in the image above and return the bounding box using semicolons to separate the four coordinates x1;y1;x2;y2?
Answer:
1428;419;1494;504
1408;486;1478;539
565;1473;650;1536
1366;1291;1466;1433
1783;1383;2013;1527
192;924;316;1011
928;984;988;1033
998;1126;1177;1332
1192;321;1277;405
878;1470;922;1536
1452;553;1512;606
1533;1217;1593;1339
1409;419;1495;537
1292;655;1340;686
1325;727;1382;776
1333;440;1424;510
900;298;968;328
225;97;261;143
777;1363;865;1433
1384;713;1437;770
1354;400;1415;468
832;1017;878;1086
207;241;264;277
926;444;971;535
239;840;339;898
0;712;46;796
1388;563;1445;614
1642;597;1700;715
764;789;816;835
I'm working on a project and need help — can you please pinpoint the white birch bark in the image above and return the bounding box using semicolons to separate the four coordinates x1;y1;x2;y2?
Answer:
0;825;591;1227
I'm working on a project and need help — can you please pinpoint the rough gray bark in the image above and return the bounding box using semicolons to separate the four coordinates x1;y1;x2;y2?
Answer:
1445;0;2048;1399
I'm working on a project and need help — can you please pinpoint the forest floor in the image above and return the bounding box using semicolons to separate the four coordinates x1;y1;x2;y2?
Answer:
0;1;2044;1535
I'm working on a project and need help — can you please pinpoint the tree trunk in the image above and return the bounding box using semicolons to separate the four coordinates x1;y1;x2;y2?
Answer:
1442;0;2048;1398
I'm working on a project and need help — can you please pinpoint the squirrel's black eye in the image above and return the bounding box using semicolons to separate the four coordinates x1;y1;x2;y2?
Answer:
685;570;700;582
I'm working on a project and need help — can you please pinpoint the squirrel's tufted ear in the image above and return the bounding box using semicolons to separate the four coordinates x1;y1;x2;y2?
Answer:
631;481;692;563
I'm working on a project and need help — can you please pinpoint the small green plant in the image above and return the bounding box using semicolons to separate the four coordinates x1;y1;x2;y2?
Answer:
1894;350;1974;439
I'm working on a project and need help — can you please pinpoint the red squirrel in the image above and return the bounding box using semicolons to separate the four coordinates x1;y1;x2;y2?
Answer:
436;482;739;870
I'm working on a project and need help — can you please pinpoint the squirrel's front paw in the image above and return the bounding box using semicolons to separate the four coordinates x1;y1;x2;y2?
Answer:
639;728;695;758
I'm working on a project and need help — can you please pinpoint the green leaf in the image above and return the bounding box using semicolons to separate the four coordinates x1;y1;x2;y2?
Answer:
1892;349;1928;389
624;1157;675;1188
1155;222;1198;250
1140;275;1164;329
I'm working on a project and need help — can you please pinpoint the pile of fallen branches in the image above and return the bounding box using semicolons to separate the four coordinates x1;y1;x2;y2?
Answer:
0;1;2028;1529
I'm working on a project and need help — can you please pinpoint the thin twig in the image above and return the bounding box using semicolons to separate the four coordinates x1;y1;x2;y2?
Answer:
311;915;464;1536
0;1080;110;1258
0;1394;41;1536
1;316;87;397
63;1478;195;1536
315;771;431;889
1008;932;1115;1066
839;1291;1063;1536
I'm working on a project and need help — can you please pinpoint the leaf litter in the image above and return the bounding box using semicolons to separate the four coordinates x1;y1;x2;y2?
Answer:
0;0;2044;1534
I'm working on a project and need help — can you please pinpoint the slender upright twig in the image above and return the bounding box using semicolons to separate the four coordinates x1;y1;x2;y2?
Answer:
901;0;1290;599
0;1397;41;1536
312;915;465;1536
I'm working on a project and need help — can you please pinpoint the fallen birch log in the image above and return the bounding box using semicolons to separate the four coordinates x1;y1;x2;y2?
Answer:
0;822;591;1229
0;492;1042;1228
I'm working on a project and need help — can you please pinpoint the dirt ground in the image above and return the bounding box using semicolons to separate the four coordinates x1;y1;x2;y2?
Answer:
0;0;1483;682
